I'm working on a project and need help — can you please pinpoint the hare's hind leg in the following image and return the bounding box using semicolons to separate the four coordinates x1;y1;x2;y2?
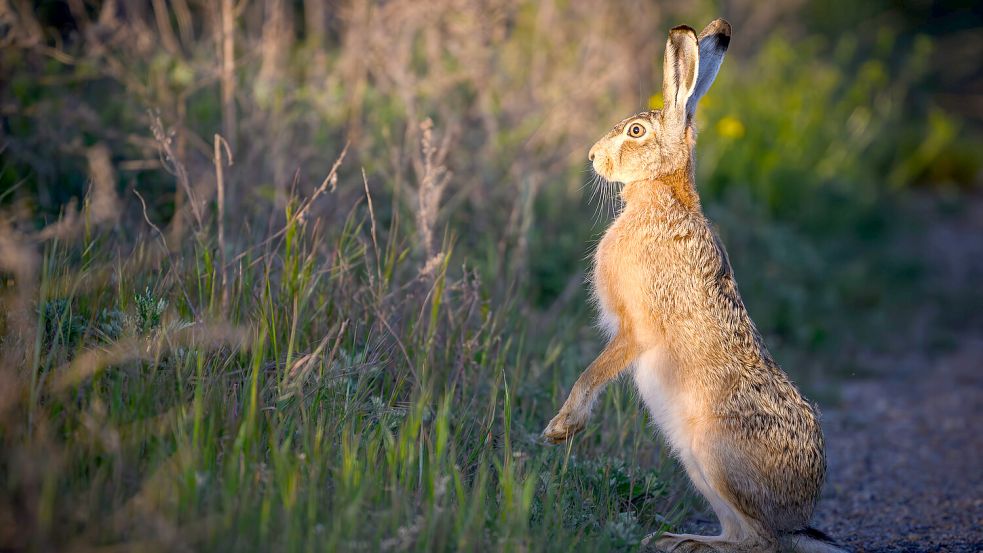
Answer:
640;435;776;552
640;488;774;552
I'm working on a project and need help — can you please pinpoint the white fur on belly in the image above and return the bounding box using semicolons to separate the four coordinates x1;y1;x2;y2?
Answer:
632;347;694;462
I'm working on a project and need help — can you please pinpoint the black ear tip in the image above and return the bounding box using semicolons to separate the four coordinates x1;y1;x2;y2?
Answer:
699;18;732;44
715;19;732;37
717;32;731;50
669;25;698;39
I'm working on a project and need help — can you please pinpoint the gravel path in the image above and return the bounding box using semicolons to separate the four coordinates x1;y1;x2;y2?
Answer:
814;340;983;552
813;197;983;552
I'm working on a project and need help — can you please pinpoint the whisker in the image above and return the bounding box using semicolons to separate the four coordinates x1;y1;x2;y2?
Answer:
609;184;616;220
601;183;608;222
588;174;600;202
583;170;624;229
591;175;604;226
600;177;609;223
615;183;624;218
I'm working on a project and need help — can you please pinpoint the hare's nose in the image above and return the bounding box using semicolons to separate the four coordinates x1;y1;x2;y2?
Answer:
588;147;596;162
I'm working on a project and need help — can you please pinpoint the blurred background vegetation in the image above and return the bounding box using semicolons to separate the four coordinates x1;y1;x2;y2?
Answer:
1;0;981;551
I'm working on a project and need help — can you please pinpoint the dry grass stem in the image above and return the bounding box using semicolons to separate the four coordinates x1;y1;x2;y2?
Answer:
218;0;237;150
214;134;233;313
85;143;121;226
150;113;202;234
413;118;454;259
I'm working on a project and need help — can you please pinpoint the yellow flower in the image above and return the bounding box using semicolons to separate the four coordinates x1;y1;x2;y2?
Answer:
717;116;745;139
648;93;663;110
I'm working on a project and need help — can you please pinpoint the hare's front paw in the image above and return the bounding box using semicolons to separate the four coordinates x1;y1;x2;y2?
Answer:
542;408;588;444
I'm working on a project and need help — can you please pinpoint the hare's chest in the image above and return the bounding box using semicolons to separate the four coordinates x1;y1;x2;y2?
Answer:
591;233;622;338
591;221;655;339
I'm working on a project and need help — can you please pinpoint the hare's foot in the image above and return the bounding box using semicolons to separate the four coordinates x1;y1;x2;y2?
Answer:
541;406;588;444
640;533;765;553
641;533;717;553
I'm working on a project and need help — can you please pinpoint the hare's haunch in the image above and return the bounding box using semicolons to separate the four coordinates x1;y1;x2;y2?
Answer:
542;19;846;553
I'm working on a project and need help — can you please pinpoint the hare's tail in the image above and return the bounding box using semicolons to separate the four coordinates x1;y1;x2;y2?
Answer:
781;527;849;553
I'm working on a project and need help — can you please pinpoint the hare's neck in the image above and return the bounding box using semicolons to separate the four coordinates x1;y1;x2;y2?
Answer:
621;167;700;212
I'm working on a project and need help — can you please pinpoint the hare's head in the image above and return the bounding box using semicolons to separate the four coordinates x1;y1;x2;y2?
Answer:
588;19;731;184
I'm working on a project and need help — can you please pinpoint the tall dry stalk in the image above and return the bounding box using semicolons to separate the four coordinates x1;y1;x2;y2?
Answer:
150;0;180;54
214;134;233;314
257;0;293;209
413;119;454;261
303;0;327;48
218;0;237;150
150;114;202;235
171;0;194;48
84;143;120;227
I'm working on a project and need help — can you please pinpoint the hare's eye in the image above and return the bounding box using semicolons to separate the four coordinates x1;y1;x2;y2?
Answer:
627;123;645;138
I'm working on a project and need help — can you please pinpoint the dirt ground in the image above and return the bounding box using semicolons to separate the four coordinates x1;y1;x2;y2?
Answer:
814;338;983;552
812;197;983;552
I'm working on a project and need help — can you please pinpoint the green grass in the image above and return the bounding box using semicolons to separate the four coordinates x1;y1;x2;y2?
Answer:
2;195;697;551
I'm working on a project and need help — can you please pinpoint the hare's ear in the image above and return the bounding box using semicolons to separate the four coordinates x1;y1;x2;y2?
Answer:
662;25;699;125
686;19;731;119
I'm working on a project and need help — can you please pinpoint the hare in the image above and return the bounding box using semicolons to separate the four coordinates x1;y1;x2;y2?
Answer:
541;19;846;553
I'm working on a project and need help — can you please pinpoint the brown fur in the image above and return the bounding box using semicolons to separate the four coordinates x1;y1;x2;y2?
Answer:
542;19;843;553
